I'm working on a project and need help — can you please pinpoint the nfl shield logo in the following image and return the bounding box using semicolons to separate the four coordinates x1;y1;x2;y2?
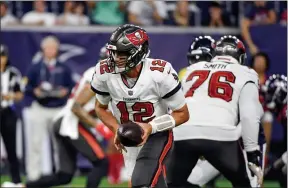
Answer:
128;90;133;96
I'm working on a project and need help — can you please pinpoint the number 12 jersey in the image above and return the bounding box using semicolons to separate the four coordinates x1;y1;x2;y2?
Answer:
90;58;186;124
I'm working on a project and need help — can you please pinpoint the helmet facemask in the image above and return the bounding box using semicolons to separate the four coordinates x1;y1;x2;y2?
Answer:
107;43;150;74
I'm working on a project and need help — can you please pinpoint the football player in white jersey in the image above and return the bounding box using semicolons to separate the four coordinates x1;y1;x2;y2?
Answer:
167;36;263;188
178;37;266;188
23;46;113;188
91;24;189;188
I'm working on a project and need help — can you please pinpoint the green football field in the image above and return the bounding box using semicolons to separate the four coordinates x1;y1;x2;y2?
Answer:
0;175;281;187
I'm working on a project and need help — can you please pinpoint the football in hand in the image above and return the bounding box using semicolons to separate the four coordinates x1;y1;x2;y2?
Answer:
117;122;143;147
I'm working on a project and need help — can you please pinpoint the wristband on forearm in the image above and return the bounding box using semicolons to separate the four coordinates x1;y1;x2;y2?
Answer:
149;114;176;134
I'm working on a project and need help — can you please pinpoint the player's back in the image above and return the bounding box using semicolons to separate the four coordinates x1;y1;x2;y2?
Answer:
176;56;258;141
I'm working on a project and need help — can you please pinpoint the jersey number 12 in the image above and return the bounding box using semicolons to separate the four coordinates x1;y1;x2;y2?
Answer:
185;70;236;102
116;101;155;123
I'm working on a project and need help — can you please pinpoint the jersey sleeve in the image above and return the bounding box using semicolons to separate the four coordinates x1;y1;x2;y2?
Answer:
82;67;95;83
156;62;186;110
239;82;263;152
241;66;260;89
90;63;111;105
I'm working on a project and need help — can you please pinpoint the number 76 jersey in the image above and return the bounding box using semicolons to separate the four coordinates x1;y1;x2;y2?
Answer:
176;56;259;141
90;58;185;124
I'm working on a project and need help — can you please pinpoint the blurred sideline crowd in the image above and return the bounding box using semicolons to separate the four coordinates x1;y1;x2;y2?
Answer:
1;1;287;27
1;0;287;55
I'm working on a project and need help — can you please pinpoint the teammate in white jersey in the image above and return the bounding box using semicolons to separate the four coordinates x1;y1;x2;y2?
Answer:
179;37;266;188
167;36;264;188
91;24;189;188
23;47;113;188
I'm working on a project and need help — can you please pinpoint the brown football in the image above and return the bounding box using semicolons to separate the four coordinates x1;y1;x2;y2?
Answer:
117;122;143;147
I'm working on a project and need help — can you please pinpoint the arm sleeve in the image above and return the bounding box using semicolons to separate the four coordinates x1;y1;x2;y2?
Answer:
239;82;264;152
160;65;186;111
163;89;186;111
90;68;111;105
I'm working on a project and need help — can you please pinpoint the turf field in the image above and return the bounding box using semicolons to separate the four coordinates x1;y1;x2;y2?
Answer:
0;175;281;187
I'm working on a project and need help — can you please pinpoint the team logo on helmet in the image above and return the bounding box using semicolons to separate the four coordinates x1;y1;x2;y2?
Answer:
125;29;149;46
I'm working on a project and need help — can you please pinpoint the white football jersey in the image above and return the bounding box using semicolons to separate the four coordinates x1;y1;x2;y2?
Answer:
91;58;184;124
55;67;95;120
174;55;259;141
55;67;99;139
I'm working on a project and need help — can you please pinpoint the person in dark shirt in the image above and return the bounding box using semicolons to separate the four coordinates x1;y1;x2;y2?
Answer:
241;1;277;55
202;1;231;27
24;36;74;181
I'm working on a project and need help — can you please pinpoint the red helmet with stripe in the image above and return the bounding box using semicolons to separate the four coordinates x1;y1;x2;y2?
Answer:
214;35;246;65
106;24;150;74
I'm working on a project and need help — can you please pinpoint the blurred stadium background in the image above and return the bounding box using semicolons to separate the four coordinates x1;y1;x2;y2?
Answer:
0;0;287;187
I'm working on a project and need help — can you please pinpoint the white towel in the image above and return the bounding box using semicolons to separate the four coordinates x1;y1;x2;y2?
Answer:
58;100;79;139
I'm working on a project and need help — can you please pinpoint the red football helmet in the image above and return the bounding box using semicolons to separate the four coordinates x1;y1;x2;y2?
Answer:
106;24;150;74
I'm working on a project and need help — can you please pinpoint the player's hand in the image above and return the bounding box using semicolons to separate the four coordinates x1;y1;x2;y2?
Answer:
136;122;152;146
247;150;263;186
114;132;127;153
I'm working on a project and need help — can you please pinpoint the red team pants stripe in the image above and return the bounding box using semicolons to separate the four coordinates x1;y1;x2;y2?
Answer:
78;125;105;159
151;131;173;187
162;165;167;178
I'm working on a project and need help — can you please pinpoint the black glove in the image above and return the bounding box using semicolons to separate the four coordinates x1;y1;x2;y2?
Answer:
246;150;261;168
246;150;263;186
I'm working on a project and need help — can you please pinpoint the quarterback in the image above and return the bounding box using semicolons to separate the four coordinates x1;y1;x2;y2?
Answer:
91;24;189;188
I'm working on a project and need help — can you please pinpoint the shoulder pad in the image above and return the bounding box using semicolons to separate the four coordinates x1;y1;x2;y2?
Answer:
241;66;259;86
94;60;111;81
147;58;174;83
82;67;95;82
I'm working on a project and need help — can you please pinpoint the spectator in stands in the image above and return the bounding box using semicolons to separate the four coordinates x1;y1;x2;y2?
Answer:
241;1;277;55
25;36;74;181
202;1;231;27
0;1;18;26
57;1;74;25
87;1;126;25
128;0;167;25
21;0;56;26
251;52;270;86
279;7;287;26
172;1;190;26
250;52;273;153
58;1;89;26
0;44;23;187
